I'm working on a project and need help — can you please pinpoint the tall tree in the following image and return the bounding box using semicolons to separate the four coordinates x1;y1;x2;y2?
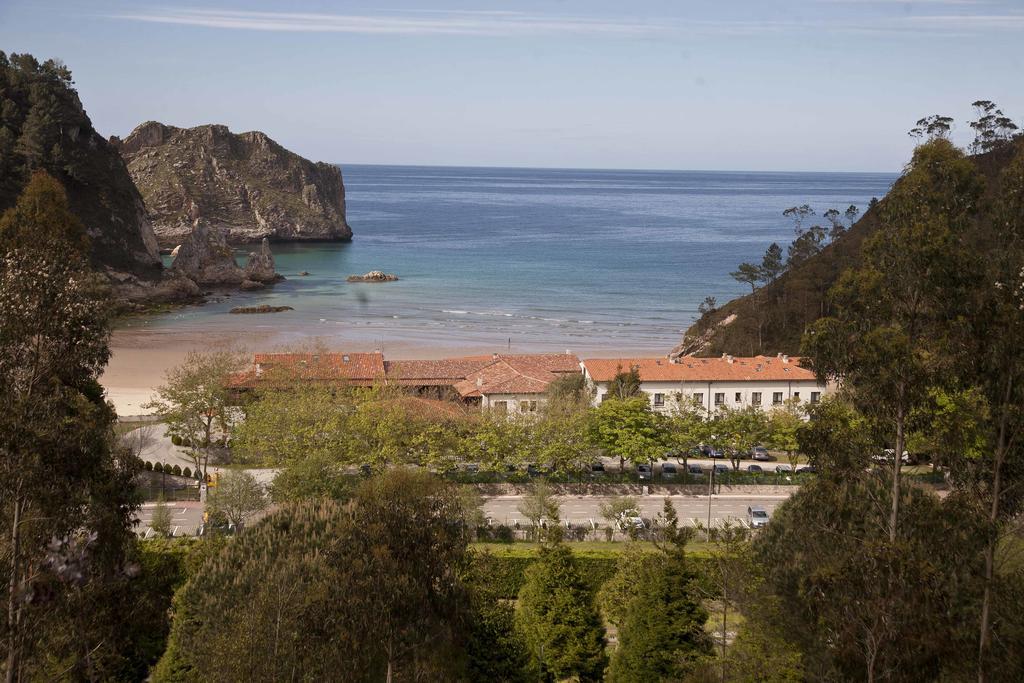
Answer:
759;242;785;284
1;172;136;681
608;553;710;683
515;543;607;681
589;396;667;472
606;364;642;400
804;138;984;542
145;349;246;481
730;261;762;294
969;100;1019;154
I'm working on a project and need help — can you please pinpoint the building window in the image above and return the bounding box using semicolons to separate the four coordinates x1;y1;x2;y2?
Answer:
793;391;800;400
714;392;725;406
811;391;821;404
693;393;703;406
751;392;762;406
653;393;665;407
519;400;538;412
493;400;508;412
734;392;742;403
772;392;783;405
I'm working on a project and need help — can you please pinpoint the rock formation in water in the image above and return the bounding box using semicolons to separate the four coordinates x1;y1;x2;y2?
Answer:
347;270;399;282
0;52;198;305
115;121;353;246
170;219;245;286
244;238;284;284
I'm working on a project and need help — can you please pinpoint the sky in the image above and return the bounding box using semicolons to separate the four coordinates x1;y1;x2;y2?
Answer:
0;0;1022;172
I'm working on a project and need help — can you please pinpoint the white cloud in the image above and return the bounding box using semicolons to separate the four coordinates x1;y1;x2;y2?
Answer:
108;8;666;36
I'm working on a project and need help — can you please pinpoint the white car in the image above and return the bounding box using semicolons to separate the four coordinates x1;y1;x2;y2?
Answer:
775;464;793;474
747;506;770;528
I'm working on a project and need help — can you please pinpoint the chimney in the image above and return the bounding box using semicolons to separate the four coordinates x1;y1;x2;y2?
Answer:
476;377;483;387
727;355;734;364
782;355;789;364
342;354;350;363
492;353;499;360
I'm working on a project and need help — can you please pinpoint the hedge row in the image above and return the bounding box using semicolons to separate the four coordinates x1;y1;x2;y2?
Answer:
142;461;199;479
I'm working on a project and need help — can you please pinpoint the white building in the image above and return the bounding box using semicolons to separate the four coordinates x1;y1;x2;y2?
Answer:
581;354;829;414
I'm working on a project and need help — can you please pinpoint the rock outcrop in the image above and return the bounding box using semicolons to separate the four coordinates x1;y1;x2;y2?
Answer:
347;270;399;283
243;238;284;283
170;219;245;286
0;52;193;304
229;305;294;314
116;121;353;246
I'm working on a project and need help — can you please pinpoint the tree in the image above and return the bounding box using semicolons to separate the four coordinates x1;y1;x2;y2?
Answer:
150;497;172;538
714;405;769;471
731;261;762;294
969;100;1018;154
754;476;983;681
606;364;642;400
206;470;267;530
759;242;785;284
231;384;352;465
697;296;717;316
803;138;984;542
517;479;560;540
599;496;640;539
768;397;805;470
154;469;471;681
545;372;593;414
515;543;607;681
1;172;138;681
589;397;667;472
597;543;660;627
145;350;246;481
607;546;711;682
796;396;873;477
908;114;953;141
465;552;531;682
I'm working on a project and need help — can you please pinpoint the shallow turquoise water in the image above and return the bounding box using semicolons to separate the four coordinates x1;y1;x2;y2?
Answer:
128;165;895;355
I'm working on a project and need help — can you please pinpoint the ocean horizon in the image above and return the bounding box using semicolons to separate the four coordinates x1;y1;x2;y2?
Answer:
125;164;897;356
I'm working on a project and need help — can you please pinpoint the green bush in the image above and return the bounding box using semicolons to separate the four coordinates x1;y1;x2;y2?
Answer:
144;461;153;472
170;435;182;446
153;462;164;474
182;467;191;478
171;464;182;476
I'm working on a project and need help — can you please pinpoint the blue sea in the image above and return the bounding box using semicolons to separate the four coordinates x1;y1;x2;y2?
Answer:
125;165;896;356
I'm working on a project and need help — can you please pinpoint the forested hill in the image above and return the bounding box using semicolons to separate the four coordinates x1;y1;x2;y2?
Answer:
673;139;1024;358
0;52;162;279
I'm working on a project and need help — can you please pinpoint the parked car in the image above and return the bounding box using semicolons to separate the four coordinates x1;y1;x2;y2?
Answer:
775;464;793;474
751;445;771;461
590;462;606;477
526;463;541;477
616;511;647;531
661;463;678;479
795;465;817;474
875;449;916;465
636;463;653;481
747;464;763;473
688;464;704;475
465;463;480;474
713;463;729;474
710;449;725;459
747;505;770;528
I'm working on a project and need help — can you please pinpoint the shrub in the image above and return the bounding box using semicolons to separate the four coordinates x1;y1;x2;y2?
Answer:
182;467;192;478
172;464;182;476
170;435;182;446
153;462;164;473
144;461;153;472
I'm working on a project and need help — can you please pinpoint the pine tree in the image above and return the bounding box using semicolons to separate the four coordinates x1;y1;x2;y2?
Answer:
515;543;608;681
607;549;711;682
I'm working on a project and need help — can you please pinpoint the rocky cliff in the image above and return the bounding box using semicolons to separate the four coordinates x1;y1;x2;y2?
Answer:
0;52;193;303
116;121;353;246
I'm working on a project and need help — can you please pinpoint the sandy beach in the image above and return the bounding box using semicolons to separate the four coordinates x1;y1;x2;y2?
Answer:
102;324;664;416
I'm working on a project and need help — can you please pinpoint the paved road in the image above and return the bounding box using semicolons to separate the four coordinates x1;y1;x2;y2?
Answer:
482;493;792;528
134;500;205;538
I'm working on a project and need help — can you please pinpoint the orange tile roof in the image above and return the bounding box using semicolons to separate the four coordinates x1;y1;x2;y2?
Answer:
582;355;817;383
230;352;385;388
453;354;581;397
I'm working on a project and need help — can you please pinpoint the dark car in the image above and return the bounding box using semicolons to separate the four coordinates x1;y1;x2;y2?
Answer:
526;463;541;477
747;464;763;473
710;449;725;459
465;463;480;474
636;463;653;481
688;464;704;475
590;462;606;478
661;463;678;479
713;463;729;474
796;465;817;474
